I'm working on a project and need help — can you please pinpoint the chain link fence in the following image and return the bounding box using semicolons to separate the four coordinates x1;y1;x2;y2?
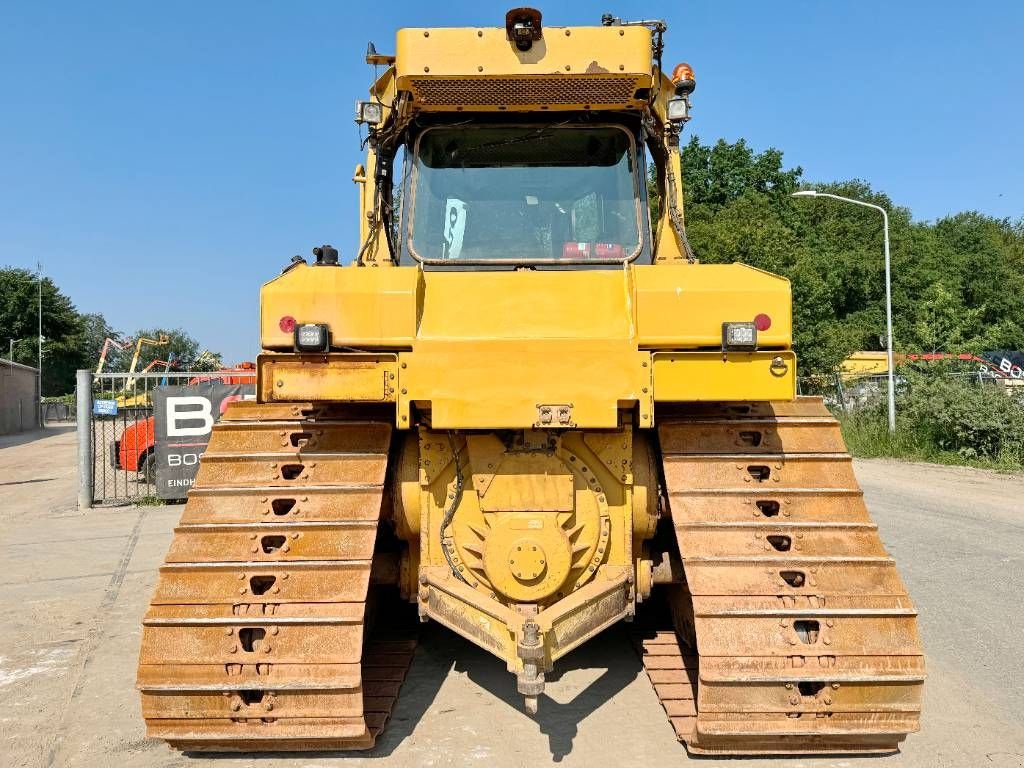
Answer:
85;370;256;506
798;369;1017;414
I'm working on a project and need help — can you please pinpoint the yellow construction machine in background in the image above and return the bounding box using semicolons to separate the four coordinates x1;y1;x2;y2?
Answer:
138;8;923;756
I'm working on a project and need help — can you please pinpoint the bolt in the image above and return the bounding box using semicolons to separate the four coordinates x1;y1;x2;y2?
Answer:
225;628;234;636
832;683;840;689
823;696;832;705
270;627;279;636
265;701;274;711
789;695;799;705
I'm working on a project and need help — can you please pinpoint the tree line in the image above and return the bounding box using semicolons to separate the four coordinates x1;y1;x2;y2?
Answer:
0;267;222;396
666;136;1024;375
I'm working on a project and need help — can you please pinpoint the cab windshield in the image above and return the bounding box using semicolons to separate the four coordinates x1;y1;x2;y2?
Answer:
406;125;642;264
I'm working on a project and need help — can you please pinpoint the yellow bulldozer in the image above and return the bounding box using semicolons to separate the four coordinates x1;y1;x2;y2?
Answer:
137;8;924;755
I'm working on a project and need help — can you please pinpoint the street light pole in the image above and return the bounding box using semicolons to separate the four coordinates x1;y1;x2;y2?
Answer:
37;262;43;426
792;190;897;433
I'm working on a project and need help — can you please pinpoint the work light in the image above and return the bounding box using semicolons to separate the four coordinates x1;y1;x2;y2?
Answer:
667;97;689;122
355;100;384;125
294;323;331;353
722;321;757;351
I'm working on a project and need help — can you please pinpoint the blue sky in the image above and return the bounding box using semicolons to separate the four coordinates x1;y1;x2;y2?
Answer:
1;1;1021;364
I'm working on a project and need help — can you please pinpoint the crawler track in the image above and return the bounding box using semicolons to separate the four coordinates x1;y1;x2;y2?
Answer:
651;397;924;754
137;402;415;751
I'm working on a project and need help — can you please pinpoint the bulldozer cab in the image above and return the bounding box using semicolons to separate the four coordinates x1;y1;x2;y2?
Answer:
402;121;647;265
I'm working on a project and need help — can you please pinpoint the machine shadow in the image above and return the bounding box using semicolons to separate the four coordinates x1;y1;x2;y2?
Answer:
443;621;643;762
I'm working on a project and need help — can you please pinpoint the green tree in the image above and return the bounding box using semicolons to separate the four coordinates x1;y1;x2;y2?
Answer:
662;136;1024;376
0;267;93;395
78;313;118;370
115;327;221;373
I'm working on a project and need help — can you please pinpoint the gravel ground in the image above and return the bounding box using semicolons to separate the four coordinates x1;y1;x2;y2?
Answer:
1;426;1022;768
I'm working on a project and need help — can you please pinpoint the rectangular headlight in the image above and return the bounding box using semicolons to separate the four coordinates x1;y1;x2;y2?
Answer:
355;100;384;125
667;97;689;122
722;321;757;350
294;323;330;353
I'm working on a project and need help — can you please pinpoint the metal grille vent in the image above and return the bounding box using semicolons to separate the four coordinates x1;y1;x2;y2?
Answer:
408;76;643;107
